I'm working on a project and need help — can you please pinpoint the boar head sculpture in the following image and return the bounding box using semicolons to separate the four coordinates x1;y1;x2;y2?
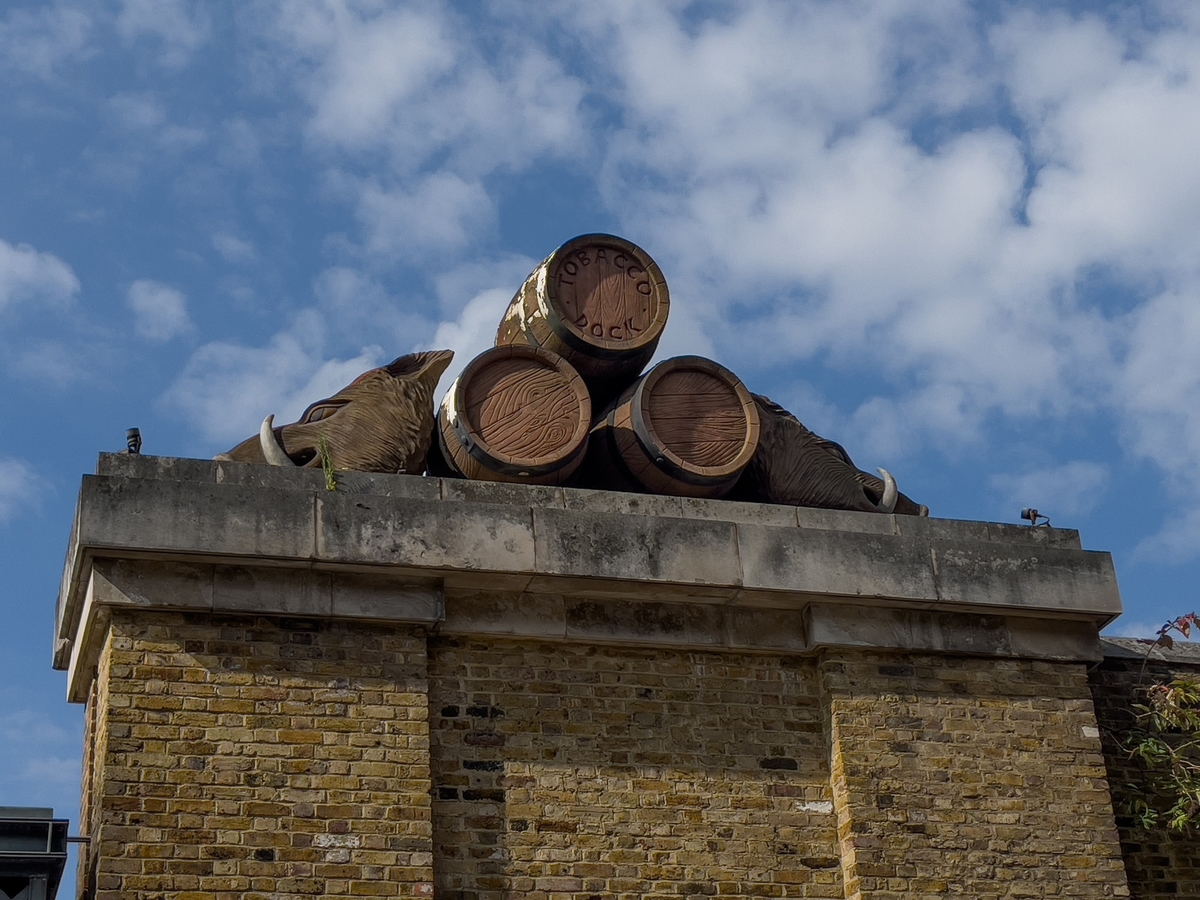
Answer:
733;394;928;516
218;349;454;474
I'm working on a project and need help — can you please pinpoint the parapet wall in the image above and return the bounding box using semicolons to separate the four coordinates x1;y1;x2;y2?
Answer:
56;454;1134;899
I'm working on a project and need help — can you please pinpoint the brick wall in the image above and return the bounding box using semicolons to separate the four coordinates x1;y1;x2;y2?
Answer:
80;610;433;900
428;637;841;899
1089;651;1200;899
822;651;1129;899
75;610;1153;900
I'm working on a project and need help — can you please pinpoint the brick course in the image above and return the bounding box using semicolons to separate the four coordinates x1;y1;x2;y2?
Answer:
822;651;1129;899
80;610;433;899
428;637;840;899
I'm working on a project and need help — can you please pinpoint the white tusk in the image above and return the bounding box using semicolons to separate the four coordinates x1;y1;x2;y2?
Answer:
875;468;898;513
259;415;295;467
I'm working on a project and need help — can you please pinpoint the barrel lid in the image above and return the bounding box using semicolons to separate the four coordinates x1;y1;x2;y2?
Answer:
538;233;669;355
630;356;760;483
442;345;591;477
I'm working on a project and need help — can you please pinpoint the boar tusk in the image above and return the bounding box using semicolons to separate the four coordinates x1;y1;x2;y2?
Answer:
259;415;296;467
875;468;898;513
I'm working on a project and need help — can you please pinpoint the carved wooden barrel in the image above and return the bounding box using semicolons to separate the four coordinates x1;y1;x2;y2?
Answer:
585;356;760;498
496;234;670;401
434;345;592;485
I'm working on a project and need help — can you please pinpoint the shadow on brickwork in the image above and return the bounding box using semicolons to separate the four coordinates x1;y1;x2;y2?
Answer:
427;636;841;900
1090;640;1200;899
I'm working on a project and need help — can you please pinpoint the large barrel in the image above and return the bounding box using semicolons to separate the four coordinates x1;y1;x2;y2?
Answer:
583;356;760;498
434;345;592;485
496;234;670;401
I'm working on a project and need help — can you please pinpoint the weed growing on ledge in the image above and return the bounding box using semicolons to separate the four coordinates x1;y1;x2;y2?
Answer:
318;433;337;492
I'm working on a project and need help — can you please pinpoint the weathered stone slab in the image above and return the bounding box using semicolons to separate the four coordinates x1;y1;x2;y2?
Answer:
560;487;684;518
331;572;443;622
794;507;896;535
55;456;1124;673
91;558;214;610
738;525;938;601
932;541;1122;616
564;598;724;647
317;493;536;573
77;475;316;559
441;479;564;509
533;508;740;586
442;591;567;638
95;453;219;482
213;566;332;617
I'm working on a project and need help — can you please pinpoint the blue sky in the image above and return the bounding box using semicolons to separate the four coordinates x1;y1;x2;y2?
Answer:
3;0;1200;834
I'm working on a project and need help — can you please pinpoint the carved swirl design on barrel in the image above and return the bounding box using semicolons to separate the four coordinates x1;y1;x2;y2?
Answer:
463;358;582;462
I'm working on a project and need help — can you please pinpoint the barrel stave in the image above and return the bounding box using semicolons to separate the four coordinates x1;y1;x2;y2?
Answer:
584;356;760;499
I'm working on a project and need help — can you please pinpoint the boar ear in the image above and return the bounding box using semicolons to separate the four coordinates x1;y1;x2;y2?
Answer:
385;349;454;378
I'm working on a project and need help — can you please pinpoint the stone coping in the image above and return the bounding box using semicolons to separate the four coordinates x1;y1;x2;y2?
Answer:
52;453;1123;678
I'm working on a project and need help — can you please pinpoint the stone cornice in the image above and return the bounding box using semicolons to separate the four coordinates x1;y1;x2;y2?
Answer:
53;453;1122;698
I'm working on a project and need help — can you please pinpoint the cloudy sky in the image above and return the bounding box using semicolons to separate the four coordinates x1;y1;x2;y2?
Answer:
3;0;1199;830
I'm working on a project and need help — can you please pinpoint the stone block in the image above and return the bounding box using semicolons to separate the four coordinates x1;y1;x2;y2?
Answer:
533;508;740;586
563;598;725;647
317;493;536;573
932;541;1122;618
212;566;332;617
77;475;316;560
680;497;798;526
725;608;808;652
794;506;897;535
331;573;443;622
95;452;219;482
441;592;566;638
560;487;684;518
334;470;441;500
1009;617;1103;661
738;525;937;601
91;558;214;610
440;479;564;509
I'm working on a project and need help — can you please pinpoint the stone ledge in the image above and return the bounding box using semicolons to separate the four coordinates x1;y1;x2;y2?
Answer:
64;556;1105;700
66;558;443;701
53;455;1121;675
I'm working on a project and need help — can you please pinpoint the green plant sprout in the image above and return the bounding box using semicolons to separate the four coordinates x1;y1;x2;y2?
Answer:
318;433;337;492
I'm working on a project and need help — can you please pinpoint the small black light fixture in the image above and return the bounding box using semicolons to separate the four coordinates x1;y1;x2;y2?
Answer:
1020;507;1051;527
125;428;142;455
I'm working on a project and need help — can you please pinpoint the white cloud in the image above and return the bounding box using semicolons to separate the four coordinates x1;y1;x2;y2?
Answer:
0;239;79;314
212;233;256;264
430;287;515;399
352;172;494;260
5;340;86;388
108;92;207;150
992;461;1110;520
0;460;41;523
127;279;192;342
163;311;383;444
0;3;90;79
116;0;209;67
259;0;586;262
22;756;80;785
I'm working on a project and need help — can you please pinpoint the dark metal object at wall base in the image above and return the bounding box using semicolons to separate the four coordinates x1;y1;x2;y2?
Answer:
0;808;68;900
